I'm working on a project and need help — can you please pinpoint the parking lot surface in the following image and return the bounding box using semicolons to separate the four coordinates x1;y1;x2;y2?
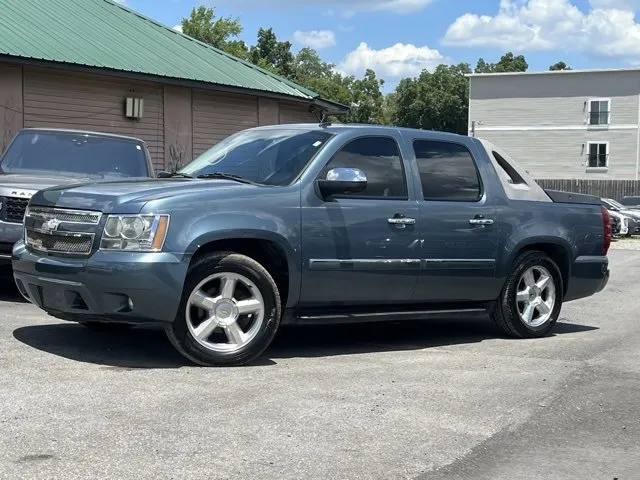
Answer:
1;250;639;480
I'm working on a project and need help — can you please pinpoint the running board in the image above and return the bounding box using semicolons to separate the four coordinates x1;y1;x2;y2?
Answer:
282;307;488;325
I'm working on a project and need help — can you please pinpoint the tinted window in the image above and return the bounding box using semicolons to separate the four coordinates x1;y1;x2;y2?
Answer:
413;140;481;201
181;128;333;185
321;136;407;198
0;131;148;178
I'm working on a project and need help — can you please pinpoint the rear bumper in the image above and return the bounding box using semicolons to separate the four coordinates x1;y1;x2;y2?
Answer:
564;255;609;302
12;241;189;324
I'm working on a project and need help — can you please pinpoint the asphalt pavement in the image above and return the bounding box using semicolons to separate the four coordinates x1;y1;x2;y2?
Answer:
0;251;638;480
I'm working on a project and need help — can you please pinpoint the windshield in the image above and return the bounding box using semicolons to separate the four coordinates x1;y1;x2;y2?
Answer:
0;130;149;179
605;198;625;209
180;128;333;185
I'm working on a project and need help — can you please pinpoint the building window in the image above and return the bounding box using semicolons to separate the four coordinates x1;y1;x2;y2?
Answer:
589;99;610;126
587;142;609;169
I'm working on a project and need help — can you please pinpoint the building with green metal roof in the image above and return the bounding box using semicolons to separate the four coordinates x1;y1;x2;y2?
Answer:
0;0;347;169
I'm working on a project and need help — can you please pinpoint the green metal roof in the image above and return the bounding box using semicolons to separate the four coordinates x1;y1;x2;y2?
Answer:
0;0;322;101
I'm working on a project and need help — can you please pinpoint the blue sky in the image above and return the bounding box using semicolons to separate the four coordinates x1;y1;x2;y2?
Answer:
121;0;640;90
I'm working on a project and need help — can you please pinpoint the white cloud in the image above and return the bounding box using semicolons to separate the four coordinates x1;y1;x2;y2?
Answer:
173;24;183;33
442;0;640;61
292;30;337;49
338;42;446;78
212;0;432;15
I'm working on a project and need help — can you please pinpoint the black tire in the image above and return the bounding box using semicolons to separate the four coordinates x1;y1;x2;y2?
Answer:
165;252;281;367
80;322;133;332
490;250;563;339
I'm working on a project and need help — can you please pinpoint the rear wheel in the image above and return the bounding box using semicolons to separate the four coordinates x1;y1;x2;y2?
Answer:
490;251;563;338
165;252;281;367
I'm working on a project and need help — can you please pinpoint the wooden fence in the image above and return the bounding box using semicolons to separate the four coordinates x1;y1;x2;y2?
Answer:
535;179;640;200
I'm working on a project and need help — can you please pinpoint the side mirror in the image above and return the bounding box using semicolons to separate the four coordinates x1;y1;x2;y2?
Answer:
317;167;367;198
156;171;172;178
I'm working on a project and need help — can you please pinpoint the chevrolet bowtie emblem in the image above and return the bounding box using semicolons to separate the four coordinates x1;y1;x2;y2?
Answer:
42;219;62;232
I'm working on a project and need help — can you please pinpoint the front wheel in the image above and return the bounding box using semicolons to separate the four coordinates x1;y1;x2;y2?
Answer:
165;252;281;367
490;251;563;338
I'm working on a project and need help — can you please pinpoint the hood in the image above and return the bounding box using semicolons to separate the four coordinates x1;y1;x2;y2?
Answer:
0;172;88;196
28;177;260;213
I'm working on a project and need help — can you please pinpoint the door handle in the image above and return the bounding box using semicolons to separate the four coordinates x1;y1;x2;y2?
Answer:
388;215;416;228
469;218;494;225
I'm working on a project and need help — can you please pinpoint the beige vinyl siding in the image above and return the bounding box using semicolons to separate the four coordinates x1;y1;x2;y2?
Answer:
22;67;165;170
279;102;317;123
478;130;638;180
470;71;640;128
192;90;258;157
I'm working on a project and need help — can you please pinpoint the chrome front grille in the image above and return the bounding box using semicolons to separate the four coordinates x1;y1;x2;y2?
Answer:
3;197;29;223
24;207;101;256
26;230;94;254
26;207;102;224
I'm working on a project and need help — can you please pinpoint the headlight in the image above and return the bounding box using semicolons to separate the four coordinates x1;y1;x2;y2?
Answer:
100;214;169;252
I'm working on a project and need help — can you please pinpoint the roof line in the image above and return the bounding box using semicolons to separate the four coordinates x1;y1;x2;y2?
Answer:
466;66;640;78
100;0;319;99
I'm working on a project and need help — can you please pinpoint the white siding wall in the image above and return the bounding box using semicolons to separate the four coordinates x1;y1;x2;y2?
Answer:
478;129;638;179
469;70;640;180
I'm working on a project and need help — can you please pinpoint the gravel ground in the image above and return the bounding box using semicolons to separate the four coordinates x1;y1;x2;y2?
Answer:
0;251;639;480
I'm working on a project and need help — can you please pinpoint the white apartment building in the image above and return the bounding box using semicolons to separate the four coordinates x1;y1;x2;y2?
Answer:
468;68;640;180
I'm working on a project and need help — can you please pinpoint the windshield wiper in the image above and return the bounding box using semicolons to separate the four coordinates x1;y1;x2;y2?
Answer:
196;172;257;185
156;171;193;178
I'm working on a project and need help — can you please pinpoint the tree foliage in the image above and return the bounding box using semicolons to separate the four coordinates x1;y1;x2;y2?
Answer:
475;52;529;73
549;61;572;71
180;6;248;59
393;63;472;135
180;5;535;135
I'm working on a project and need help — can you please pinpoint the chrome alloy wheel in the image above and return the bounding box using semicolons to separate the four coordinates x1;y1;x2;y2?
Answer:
515;265;556;328
186;272;265;353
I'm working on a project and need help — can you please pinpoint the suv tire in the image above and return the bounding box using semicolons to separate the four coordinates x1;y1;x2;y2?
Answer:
165;252;281;367
490;250;563;338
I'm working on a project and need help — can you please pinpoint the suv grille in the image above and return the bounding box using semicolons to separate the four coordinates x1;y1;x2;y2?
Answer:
26;230;94;254
3;197;29;223
24;207;102;256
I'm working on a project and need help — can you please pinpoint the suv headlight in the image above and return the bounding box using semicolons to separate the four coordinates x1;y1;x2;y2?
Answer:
100;214;169;252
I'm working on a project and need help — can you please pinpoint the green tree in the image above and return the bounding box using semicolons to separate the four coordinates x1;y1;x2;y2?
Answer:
250;28;295;78
549;61;572;71
180;6;249;59
347;69;385;124
474;52;528;73
494;52;528;72
475;58;494;73
392;63;472;134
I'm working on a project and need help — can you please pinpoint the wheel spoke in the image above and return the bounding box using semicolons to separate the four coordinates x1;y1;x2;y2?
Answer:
536;275;551;291
191;291;216;311
522;303;535;324
194;316;220;340
220;275;237;299
516;289;530;302
523;269;535;288
536;300;551;315
236;298;262;315
224;321;246;345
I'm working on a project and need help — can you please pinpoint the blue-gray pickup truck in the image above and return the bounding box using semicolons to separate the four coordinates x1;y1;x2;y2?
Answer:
12;124;611;366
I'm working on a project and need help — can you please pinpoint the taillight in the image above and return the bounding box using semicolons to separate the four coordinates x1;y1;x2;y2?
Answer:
601;206;612;255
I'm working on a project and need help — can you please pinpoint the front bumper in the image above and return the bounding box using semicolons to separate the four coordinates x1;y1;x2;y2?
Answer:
12;241;190;324
0;220;24;263
564;255;609;302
